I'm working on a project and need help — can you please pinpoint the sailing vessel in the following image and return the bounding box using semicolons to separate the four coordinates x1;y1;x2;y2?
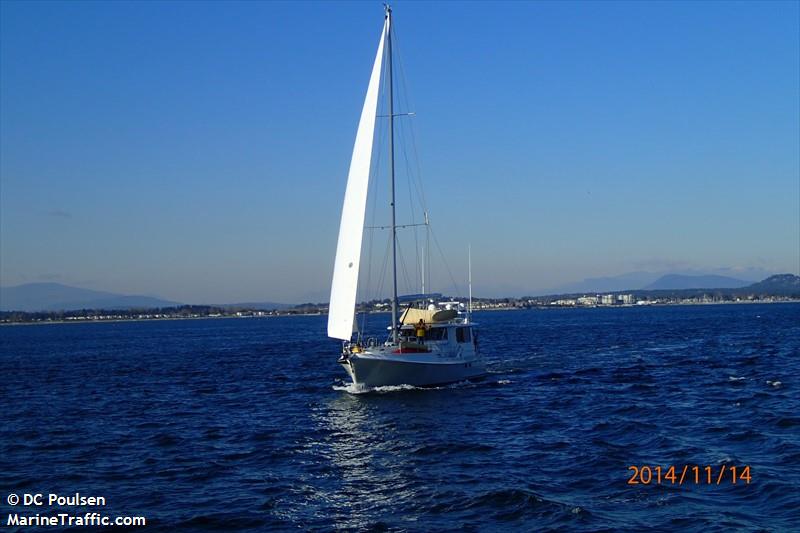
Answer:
327;6;486;389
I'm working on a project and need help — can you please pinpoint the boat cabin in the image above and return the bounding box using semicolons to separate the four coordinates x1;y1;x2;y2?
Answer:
392;323;475;354
399;323;473;343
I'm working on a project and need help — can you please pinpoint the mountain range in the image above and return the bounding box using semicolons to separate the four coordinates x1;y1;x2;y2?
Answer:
547;270;765;295
642;274;751;290
0;283;180;312
0;283;293;312
2;274;798;312
537;274;799;299
740;274;800;296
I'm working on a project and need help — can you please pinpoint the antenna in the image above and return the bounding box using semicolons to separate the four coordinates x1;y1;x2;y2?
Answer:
468;244;473;322
425;211;430;300
421;245;425;296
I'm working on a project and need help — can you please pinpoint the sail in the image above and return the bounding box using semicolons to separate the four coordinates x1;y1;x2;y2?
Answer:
328;18;389;340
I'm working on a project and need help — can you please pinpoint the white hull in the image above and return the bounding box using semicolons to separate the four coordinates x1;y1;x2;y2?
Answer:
341;350;486;388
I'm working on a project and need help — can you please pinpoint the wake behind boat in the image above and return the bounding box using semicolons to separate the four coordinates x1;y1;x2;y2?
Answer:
327;6;486;389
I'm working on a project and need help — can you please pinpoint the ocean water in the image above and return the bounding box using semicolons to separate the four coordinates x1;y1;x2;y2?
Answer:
1;303;798;531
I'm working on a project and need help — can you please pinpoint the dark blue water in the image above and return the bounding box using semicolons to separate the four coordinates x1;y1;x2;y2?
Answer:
1;304;799;531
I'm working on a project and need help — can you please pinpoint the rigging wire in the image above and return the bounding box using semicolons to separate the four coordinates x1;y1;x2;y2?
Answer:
397;110;421;294
360;64;390;334
392;20;424;294
374;232;392;308
392;21;431;293
392;22;429;215
430;225;464;299
396;235;413;297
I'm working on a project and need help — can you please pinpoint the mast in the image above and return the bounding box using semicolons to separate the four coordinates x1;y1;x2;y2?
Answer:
386;4;399;343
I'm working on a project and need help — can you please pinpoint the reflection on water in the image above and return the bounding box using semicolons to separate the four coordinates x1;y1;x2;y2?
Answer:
299;393;421;530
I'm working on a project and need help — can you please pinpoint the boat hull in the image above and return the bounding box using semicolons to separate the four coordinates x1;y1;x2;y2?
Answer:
342;352;486;388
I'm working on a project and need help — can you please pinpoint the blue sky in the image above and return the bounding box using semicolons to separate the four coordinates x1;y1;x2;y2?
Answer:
1;1;798;303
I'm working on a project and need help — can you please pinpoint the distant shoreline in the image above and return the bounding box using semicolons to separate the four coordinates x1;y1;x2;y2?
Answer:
0;312;320;327
2;299;797;327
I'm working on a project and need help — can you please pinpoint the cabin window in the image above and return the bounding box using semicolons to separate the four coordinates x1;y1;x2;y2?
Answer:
456;327;471;343
427;327;447;341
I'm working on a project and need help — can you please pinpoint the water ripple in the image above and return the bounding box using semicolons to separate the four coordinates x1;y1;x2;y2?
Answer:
1;303;798;531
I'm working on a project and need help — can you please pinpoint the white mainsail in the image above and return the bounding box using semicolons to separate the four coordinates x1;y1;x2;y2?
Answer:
328;18;389;340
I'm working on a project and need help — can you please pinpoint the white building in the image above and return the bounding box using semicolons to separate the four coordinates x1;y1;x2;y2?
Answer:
600;294;616;305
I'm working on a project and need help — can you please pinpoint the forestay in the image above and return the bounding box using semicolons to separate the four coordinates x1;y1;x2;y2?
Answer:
327;18;389;340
